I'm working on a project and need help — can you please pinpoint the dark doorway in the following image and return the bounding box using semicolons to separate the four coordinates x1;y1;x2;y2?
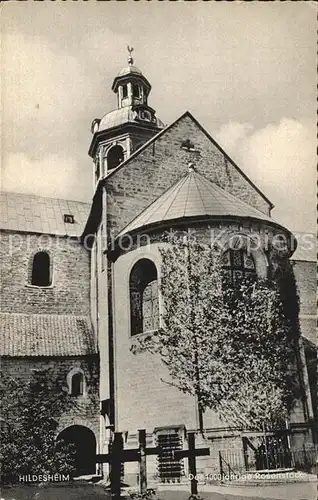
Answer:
57;425;96;476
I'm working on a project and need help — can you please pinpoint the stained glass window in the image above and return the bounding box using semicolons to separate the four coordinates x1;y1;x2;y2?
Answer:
222;249;256;283
142;280;159;332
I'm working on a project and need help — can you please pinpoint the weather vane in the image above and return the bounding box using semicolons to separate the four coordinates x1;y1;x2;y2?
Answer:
127;45;134;65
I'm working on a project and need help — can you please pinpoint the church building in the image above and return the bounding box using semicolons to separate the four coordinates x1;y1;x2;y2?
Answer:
0;50;316;482
83;51;316;481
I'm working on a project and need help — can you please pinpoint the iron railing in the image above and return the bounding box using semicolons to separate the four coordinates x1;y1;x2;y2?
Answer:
218;445;317;475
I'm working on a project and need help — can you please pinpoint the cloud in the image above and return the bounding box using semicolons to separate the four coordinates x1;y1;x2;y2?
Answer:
3;32;93;158
2;31;94;203
2;153;92;202
2;15;315;234
214;119;316;233
215;122;254;156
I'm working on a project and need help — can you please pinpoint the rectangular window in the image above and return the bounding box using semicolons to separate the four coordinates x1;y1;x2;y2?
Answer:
133;84;140;98
64;214;74;224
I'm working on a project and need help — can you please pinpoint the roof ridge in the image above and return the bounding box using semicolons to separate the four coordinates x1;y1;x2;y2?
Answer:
116;171;190;236
204;175;274;220
1;190;91;206
105;111;191;181
185;112;273;209
162;174;189;221
105;111;273;210
140;176;186;226
195;171;233;213
190;168;269;220
0;312;89;319
190;171;206;214
115;167;290;240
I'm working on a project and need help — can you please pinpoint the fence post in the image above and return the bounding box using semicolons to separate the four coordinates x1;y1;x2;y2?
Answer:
242;437;249;471
139;429;147;494
303;443;308;469
219;451;223;479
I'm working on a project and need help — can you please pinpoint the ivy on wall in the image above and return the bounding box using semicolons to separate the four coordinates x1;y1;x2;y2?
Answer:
135;234;300;432
0;368;76;484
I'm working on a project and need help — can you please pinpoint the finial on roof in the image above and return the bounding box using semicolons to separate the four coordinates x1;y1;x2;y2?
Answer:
127;45;134;65
188;162;195;172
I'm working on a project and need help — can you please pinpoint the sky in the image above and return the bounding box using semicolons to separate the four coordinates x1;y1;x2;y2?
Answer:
1;1;316;233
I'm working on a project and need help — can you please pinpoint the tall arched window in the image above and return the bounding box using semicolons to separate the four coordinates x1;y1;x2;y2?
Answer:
221;248;256;283
130;258;159;336
122;84;128;98
31;251;51;287
107;145;124;171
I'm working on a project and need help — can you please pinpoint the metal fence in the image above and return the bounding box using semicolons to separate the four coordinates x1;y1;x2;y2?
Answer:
219;445;318;475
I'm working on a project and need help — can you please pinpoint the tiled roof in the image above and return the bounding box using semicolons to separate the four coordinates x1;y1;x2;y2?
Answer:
0;313;97;357
0;192;91;237
118;168;275;237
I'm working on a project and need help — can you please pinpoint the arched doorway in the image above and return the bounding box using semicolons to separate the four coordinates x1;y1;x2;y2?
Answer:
57;425;96;476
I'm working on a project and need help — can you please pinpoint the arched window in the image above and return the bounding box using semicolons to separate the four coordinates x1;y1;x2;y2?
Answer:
132;84;140;98
71;372;84;397
67;368;86;397
95;157;100;181
122;84;128;98
31;251;51;287
221;248;256;283
130;258;159;336
107;145;124;171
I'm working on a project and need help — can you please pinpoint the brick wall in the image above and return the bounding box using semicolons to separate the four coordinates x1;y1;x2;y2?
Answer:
106;113;271;235
1;356;100;442
0;231;90;315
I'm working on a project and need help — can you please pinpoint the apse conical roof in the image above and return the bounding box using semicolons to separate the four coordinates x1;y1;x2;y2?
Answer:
117;168;275;237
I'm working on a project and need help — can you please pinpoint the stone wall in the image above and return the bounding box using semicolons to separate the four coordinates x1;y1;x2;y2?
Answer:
0;231;90;315
105;113;271;236
1;356;100;443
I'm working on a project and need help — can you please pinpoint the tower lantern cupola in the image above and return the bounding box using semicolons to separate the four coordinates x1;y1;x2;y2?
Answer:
112;46;151;110
89;47;164;186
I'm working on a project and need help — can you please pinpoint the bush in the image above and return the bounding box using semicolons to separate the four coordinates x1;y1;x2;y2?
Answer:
0;368;76;484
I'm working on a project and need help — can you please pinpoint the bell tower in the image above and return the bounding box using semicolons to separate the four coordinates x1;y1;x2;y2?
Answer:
89;48;164;187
